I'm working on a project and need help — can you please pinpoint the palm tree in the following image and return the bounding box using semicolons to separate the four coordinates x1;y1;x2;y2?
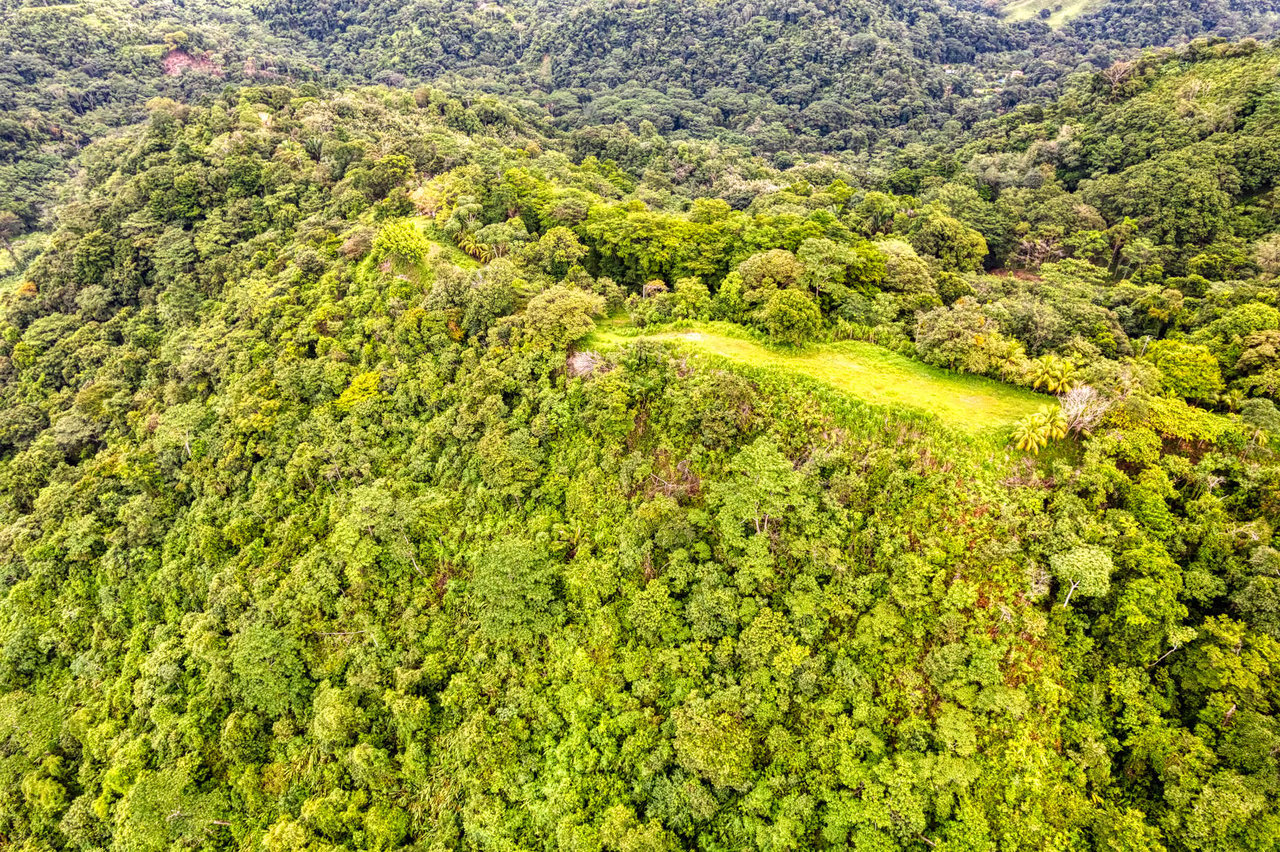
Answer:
1042;405;1069;441
455;229;492;261
1218;388;1246;413
1013;413;1049;454
1013;405;1069;454
1031;353;1076;394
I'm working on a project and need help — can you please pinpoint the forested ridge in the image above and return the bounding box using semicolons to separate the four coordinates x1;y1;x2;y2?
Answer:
2;2;1280;851
4;0;1280;241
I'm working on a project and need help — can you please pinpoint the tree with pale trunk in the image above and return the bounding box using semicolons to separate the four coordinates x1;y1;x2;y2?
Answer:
1051;546;1114;609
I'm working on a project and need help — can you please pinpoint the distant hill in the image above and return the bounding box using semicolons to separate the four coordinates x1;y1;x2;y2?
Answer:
2;0;1280;240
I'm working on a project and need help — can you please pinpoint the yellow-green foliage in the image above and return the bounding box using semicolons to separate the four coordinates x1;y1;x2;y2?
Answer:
372;220;432;265
2;60;1279;852
336;371;382;411
1112;394;1235;443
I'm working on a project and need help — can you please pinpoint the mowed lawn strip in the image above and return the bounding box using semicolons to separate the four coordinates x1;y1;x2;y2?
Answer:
589;323;1051;431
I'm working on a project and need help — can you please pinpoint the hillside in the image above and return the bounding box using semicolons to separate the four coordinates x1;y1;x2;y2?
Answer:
262;0;1280;155
588;322;1050;431
5;0;1280;245
0;60;1278;848
0;0;313;238
0;8;1279;852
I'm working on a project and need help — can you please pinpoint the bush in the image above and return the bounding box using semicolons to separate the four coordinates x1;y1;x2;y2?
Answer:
520;285;605;350
915;297;1013;374
759;289;822;346
1145;339;1223;401
372;220;431;264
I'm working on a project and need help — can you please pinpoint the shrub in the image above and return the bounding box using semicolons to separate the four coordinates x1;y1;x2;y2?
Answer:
759;289;822;346
372;220;431;264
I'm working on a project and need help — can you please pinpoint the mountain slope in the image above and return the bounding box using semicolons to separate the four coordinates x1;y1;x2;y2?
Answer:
0;75;1277;849
0;0;312;236
0;6;1280;852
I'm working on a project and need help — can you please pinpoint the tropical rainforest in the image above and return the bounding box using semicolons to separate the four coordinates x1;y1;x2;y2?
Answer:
2;0;1280;850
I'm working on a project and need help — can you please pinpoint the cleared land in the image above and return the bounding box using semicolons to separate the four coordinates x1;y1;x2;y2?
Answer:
1000;0;1095;26
588;322;1050;432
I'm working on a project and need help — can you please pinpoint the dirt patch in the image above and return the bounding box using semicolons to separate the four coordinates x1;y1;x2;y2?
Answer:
989;267;1043;282
162;50;224;77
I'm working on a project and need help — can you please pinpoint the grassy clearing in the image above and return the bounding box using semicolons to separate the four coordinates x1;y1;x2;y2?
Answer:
351;217;478;291
408;216;480;269
1000;0;1095;26
587;321;1051;432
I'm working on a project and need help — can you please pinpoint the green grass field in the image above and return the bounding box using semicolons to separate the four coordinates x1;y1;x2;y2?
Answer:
1000;0;1095;26
587;322;1051;432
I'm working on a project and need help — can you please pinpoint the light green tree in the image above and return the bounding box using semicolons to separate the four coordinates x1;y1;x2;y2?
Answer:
372;220;431;264
519;285;605;350
1145;339;1224;401
759;289;822;346
469;539;558;642
672;697;755;791
1051;546;1115;608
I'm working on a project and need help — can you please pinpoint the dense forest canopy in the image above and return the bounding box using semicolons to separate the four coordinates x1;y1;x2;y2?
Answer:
4;0;1280;240
1;1;1280;851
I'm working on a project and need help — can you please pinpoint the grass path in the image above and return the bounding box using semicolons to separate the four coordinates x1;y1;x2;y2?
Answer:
587;322;1050;432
